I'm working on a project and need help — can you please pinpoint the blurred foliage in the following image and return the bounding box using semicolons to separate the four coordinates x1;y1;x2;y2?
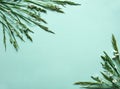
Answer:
0;0;80;51
74;35;120;89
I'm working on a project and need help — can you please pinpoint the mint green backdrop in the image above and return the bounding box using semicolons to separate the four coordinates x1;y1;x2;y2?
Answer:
0;0;120;89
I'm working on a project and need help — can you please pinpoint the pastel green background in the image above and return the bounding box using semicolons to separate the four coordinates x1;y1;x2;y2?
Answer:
0;0;120;89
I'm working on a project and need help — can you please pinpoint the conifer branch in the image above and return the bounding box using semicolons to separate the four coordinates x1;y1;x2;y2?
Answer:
0;0;79;51
74;35;120;89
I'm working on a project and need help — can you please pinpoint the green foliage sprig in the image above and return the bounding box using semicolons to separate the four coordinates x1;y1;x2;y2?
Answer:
74;35;120;89
0;0;80;51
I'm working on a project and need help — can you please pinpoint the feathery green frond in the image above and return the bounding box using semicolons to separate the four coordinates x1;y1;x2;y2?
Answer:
0;0;79;51
75;35;120;89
